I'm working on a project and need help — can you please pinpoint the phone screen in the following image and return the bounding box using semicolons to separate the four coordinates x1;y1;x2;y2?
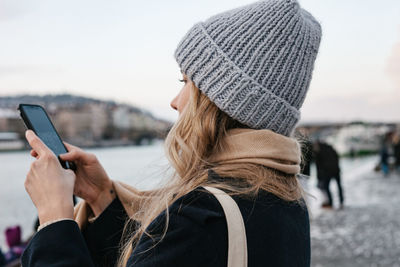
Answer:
20;105;67;156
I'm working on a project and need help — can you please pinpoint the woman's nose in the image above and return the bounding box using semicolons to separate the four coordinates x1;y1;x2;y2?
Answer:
170;96;178;111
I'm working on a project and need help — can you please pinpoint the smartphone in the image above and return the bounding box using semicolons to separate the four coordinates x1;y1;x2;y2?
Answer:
18;104;76;170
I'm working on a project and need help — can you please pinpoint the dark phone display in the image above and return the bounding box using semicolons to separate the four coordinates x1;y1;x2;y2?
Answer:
21;105;67;156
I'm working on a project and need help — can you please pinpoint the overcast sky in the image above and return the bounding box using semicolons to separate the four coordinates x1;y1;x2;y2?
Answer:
0;0;399;123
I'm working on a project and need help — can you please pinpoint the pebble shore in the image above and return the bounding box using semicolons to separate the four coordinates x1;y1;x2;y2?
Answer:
310;162;400;267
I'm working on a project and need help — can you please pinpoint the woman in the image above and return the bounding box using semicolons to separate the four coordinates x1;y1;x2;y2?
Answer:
22;0;321;266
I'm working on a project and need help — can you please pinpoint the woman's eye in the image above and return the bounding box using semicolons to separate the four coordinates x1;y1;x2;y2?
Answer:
179;79;187;83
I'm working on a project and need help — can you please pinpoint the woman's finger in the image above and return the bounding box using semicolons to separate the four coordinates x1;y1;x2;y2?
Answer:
59;150;79;161
25;130;51;156
63;142;78;151
61;142;97;163
59;147;86;162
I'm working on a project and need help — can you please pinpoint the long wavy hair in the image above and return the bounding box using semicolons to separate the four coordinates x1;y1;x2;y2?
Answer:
118;81;303;266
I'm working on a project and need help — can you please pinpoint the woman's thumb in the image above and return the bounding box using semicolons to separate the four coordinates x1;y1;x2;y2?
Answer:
59;150;79;161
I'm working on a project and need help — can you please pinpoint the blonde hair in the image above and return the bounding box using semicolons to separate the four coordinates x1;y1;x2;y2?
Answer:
118;82;303;266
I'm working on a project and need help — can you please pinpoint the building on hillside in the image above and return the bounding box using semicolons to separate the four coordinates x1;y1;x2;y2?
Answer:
0;108;25;137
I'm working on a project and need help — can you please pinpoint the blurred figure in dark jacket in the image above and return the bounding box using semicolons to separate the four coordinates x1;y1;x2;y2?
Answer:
392;133;400;174
313;141;344;209
380;133;392;177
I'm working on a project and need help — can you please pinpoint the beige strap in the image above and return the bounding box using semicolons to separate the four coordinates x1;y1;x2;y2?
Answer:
204;186;248;267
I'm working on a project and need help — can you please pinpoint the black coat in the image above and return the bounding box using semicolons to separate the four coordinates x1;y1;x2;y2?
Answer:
22;175;310;267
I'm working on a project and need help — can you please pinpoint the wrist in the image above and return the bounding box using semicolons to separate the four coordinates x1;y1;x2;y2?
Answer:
38;202;74;226
88;183;116;217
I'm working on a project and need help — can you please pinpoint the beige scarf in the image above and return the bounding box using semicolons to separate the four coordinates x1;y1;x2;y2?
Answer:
74;128;301;228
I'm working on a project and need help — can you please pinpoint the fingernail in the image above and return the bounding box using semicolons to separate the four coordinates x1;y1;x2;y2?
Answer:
25;130;33;140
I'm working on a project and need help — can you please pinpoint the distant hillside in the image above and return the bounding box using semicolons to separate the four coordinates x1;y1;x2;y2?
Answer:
0;94;111;108
0;93;158;120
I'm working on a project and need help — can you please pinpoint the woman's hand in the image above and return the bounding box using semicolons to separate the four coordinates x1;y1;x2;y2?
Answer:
25;130;75;225
30;136;115;217
60;143;115;216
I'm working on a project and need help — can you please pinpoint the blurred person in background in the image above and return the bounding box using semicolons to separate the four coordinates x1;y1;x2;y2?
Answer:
393;133;400;174
20;0;322;266
313;141;344;209
379;133;392;177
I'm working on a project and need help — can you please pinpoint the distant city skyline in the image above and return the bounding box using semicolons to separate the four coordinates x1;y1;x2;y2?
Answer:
1;0;399;123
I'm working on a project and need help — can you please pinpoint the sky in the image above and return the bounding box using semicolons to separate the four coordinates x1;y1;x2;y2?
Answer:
0;0;399;123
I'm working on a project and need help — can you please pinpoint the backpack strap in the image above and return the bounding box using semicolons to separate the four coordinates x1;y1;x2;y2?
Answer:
203;186;248;267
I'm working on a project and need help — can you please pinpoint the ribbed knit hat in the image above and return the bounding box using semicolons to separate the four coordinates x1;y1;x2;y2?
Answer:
174;0;322;136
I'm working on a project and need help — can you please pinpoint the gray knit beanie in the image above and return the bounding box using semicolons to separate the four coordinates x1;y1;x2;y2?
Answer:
174;0;322;136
